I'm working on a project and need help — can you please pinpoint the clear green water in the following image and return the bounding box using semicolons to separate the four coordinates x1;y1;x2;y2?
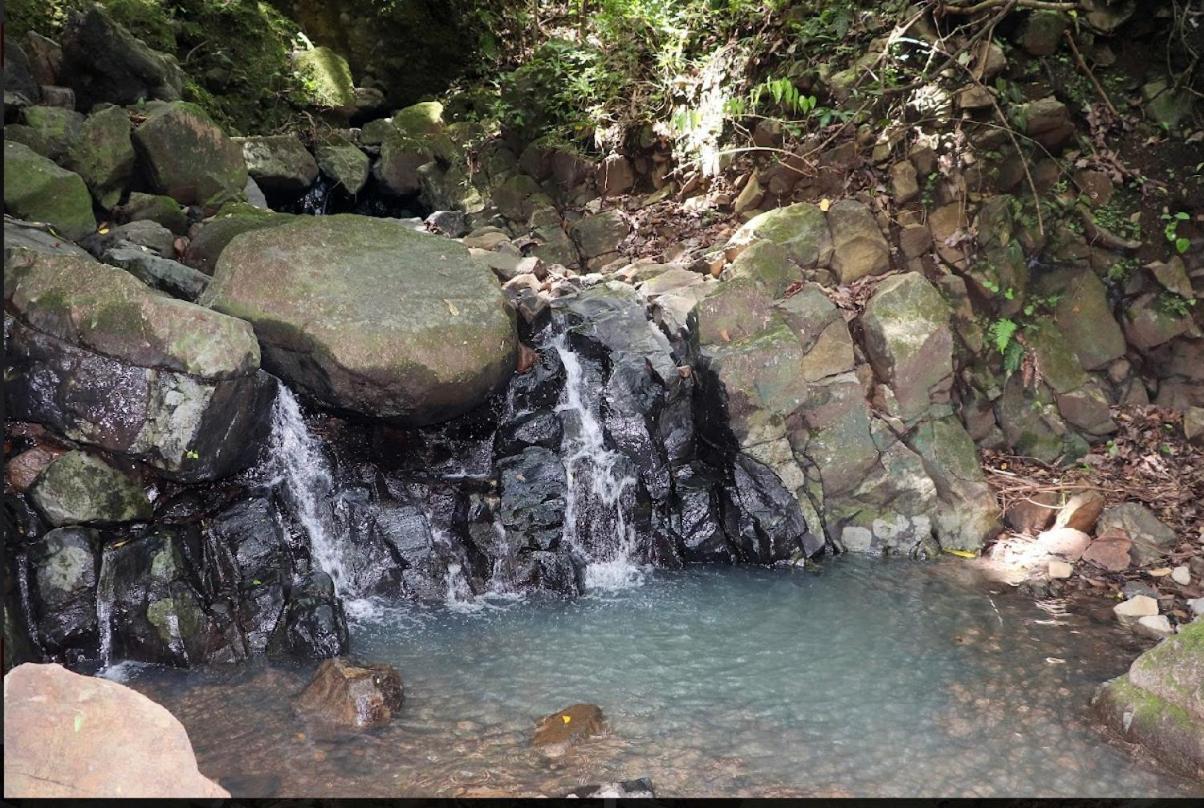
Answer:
122;558;1203;797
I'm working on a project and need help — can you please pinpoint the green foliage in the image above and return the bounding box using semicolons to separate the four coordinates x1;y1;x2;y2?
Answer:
1157;291;1197;317
1161;210;1192;255
988;317;1024;375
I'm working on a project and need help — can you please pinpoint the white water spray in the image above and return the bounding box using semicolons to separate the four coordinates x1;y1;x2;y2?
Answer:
268;386;345;593
553;336;646;591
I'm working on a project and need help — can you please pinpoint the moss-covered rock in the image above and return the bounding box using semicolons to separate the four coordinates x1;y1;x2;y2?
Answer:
860;272;954;425
5;248;260;379
183;202;295;274
292;45;356;109
132;101;247;210
235;134;319;194
64;104;135;210
114;192;190;235
314;133;369;194
201;215;517;424
721;240;798;299
4;141;97;240
29;451;152;527
1093;617;1204;782
728;202;833;268
19;105;84;161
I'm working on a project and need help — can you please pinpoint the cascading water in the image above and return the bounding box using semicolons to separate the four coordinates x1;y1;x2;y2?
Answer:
95;547;116;669
268;386;345;593
552;335;646;591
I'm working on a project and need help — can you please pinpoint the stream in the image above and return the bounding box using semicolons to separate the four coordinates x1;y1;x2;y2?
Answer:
115;559;1203;798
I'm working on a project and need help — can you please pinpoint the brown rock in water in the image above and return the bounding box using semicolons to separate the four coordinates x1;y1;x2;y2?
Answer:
1053;491;1105;533
533;703;605;751
3;662;229;798
297;658;405;728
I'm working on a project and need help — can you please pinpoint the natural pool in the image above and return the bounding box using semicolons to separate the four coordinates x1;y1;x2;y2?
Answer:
120;558;1203;797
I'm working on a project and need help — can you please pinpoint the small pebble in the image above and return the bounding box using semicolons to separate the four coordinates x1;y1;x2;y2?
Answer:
1188;597;1204;616
1171;565;1191;585
1113;594;1159;618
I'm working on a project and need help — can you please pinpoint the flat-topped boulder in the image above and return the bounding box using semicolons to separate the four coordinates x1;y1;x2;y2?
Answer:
5;249;275;481
201;215;516;423
6;249;258;379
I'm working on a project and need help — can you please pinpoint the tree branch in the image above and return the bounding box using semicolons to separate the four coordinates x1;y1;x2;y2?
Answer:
939;0;1079;14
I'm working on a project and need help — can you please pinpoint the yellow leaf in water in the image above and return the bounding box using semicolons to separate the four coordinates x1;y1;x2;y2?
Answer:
561;714;572;724
97;227;110;235
1148;568;1172;577
819;198;831;212
445;299;460;316
944;548;977;559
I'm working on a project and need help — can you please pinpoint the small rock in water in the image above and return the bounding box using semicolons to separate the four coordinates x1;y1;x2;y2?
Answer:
1113;594;1159;619
532;703;605;755
1171;565;1191;586
1135;614;1174;639
1047;560;1073;579
565;778;655;798
296;658;404;728
1053;491;1105;533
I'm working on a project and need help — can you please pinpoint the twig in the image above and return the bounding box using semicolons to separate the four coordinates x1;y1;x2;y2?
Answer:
1063;30;1118;116
939;0;1079;14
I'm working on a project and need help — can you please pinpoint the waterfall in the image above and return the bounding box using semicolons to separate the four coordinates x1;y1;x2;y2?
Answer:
268;386;345;594
95;546;116;669
553;335;646;591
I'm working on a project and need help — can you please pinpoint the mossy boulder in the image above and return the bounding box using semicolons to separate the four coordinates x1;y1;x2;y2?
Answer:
315;134;370;194
19;105;84;162
721;240;798;299
29;451;152;527
292;45;356;109
27;527;101;659
60;3;184;111
132;101;247;209
728;202;832;268
235;134;319;194
64;104;136;210
827;199;890;283
114;192;190;235
200;215;517;424
5;248;275;481
183;202;295;275
5;248;259;379
4;141;97;240
860;272;954;425
1093;617;1204;782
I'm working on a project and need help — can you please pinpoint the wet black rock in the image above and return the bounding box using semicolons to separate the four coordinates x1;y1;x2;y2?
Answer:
266;570;348;661
26;527;100;664
498;447;568;552
60;4;184;111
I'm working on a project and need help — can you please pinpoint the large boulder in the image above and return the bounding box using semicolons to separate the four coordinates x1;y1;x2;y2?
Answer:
235;134;319;195
3;36;41;109
28;451;152;527
292;46;357;110
201;215;517;424
1093;618;1204;782
59;4;184;111
3;663;229;798
132;102;247;209
5;249;275;481
17;105;84;162
3;141;97;240
64;105;136;211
